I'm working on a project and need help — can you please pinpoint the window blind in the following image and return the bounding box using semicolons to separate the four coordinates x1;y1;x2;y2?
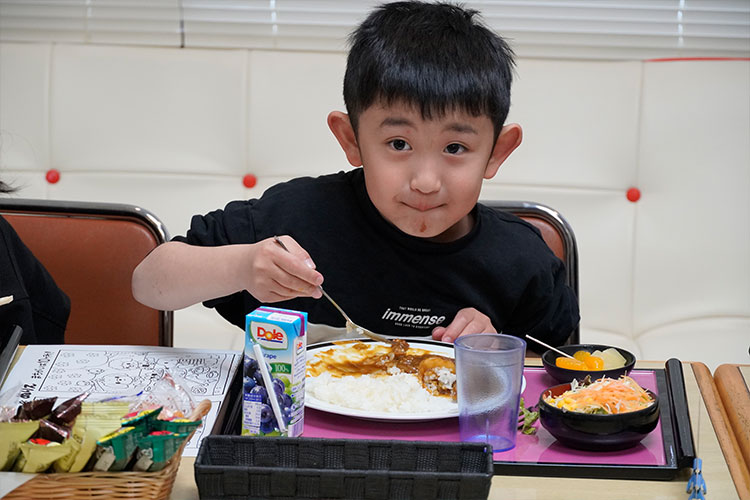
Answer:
1;0;748;60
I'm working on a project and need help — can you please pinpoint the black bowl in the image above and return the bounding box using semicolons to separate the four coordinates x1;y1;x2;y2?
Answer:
541;344;636;383
538;382;660;451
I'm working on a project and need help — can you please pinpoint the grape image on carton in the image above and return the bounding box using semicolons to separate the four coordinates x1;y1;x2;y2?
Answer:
243;307;307;437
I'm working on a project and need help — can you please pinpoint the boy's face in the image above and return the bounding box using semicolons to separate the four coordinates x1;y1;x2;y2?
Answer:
330;101;520;242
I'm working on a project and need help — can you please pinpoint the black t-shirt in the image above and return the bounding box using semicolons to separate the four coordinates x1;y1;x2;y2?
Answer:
0;216;70;345
174;169;579;348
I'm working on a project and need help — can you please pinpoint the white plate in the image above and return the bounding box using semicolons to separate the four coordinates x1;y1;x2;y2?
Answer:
305;339;526;422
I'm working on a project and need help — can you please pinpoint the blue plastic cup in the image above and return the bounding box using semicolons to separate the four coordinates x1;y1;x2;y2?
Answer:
455;333;526;452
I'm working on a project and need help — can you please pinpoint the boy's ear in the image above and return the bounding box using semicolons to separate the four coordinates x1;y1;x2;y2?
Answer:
327;111;362;167
484;123;523;179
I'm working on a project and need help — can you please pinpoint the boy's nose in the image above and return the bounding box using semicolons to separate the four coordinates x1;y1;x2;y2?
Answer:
409;161;441;194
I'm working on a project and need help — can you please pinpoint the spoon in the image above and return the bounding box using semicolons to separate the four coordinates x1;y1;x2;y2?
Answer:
272;236;392;344
525;334;575;359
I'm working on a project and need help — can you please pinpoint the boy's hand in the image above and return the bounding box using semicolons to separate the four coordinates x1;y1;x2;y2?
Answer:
244;236;323;302
431;307;496;344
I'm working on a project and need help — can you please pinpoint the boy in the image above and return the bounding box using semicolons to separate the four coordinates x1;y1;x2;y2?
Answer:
132;1;579;349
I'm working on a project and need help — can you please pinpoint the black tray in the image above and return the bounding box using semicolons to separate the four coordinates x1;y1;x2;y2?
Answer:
194;435;493;500
215;357;695;482
491;358;695;480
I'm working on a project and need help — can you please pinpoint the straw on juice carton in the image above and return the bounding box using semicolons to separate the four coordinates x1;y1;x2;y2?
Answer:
243;307;306;437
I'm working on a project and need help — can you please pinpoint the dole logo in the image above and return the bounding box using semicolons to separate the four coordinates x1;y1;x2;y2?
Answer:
251;321;288;350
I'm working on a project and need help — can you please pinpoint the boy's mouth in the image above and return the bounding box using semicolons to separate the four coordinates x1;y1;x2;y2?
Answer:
403;201;443;212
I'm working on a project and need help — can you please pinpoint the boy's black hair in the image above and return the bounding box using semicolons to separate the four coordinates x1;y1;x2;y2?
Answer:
0;180;16;194
343;1;515;139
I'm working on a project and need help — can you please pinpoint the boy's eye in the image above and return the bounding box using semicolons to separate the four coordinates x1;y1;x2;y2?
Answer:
389;139;411;151
445;143;466;154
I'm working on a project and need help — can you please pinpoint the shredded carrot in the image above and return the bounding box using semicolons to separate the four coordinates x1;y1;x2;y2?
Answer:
544;376;654;414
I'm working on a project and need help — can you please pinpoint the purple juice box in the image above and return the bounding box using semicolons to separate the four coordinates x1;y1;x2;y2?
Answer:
242;307;306;437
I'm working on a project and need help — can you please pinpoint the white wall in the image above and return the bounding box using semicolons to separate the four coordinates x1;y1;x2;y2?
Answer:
1;42;748;371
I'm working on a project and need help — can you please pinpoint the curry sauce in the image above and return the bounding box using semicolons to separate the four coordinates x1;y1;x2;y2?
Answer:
307;340;456;398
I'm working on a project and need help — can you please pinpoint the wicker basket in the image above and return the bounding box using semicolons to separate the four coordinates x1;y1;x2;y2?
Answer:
4;399;211;500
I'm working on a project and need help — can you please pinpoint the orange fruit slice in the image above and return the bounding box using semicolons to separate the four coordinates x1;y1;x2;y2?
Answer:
555;357;587;370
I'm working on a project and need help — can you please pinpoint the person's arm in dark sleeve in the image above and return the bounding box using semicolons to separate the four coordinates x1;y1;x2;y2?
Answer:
132;202;323;312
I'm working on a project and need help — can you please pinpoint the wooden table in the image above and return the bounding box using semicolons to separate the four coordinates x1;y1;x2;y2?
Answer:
1;348;744;499
170;359;746;500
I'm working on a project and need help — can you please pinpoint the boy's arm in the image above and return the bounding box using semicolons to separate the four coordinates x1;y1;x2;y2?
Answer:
131;238;323;311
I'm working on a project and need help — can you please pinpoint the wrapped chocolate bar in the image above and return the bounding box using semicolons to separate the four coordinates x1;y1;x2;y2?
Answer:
14;397;57;421
0;420;39;471
55;401;129;473
132;431;189;472
48;392;89;427
92;426;138;472
13;438;72;473
35;418;71;443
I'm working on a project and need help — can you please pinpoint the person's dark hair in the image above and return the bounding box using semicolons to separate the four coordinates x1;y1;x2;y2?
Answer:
0;180;17;194
343;1;515;139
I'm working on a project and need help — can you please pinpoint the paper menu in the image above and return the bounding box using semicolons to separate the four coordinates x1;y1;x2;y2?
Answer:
0;344;241;457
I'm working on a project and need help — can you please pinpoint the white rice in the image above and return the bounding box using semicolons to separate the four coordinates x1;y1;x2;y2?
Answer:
306;371;456;414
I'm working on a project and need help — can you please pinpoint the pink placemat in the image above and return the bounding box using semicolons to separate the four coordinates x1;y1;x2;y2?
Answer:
303;367;666;467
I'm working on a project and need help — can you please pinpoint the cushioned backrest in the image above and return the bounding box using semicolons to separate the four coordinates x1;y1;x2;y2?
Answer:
519;215;565;262
2;204;171;346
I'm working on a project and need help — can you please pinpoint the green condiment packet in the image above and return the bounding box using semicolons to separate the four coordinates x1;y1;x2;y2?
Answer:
133;431;189;472
92;426;138;472
121;407;162;434
153;417;201;435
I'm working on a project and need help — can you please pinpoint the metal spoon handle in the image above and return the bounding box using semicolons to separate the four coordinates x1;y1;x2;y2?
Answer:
525;334;575;359
272;235;390;344
272;234;291;252
318;287;352;323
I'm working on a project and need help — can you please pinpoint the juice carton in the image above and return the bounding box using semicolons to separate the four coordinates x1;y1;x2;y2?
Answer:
242;307;306;437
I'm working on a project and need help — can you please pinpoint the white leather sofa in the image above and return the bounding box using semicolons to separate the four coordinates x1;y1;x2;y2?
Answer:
1;42;748;371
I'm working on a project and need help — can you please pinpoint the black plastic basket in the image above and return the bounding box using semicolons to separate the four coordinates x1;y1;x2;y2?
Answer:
194;435;493;500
